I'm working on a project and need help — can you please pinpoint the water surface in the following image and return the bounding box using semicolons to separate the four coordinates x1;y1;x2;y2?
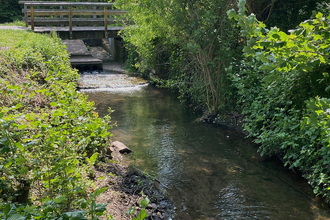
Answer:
84;82;330;220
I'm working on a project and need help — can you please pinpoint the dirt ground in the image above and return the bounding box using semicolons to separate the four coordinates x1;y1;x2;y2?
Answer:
93;160;175;220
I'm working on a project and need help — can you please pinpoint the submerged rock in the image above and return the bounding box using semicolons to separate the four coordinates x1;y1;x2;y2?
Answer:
111;141;132;154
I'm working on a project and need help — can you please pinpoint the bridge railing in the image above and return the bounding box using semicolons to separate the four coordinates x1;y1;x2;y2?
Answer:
19;1;127;39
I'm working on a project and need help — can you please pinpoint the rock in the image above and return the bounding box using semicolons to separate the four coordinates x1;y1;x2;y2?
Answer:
151;203;158;210
106;146;114;155
148;203;158;210
111;141;131;154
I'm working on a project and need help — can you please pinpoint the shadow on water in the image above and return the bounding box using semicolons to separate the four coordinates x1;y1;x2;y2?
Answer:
84;84;330;220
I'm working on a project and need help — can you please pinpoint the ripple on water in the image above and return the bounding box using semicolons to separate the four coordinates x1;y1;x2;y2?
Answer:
80;84;148;93
78;71;148;91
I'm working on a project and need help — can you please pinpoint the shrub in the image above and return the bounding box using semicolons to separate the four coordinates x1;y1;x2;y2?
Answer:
228;0;330;200
0;30;112;218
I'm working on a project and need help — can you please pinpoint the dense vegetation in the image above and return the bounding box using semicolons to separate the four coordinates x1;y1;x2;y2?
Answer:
118;0;330;202
0;30;112;219
0;0;22;23
228;0;330;199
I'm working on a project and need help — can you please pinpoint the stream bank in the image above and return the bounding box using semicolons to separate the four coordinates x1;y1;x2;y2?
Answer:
92;159;174;220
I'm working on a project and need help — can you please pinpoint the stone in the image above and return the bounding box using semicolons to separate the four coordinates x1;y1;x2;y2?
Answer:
111;141;131;154
106;146;114;155
151;203;158;210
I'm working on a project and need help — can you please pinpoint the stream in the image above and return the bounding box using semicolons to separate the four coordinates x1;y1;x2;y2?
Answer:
81;71;330;220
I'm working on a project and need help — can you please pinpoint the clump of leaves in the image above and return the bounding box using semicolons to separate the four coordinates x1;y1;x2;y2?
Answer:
228;0;330;201
0;30;113;218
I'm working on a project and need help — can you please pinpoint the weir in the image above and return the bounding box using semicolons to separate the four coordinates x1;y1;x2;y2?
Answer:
19;1;127;70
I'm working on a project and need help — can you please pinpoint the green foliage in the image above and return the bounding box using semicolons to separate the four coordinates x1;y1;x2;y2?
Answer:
117;0;242;113
228;0;330;200
244;0;327;32
0;31;112;218
126;196;149;220
0;21;25;27
0;189;111;220
0;0;22;24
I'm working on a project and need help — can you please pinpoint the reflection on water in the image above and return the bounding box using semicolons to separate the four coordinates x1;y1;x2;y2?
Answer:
85;85;330;220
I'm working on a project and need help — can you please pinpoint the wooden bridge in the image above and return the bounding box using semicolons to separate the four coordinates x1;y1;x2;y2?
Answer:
19;1;128;70
19;1;127;39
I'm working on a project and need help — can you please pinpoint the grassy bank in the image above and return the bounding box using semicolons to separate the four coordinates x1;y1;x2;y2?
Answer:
0;21;25;26
0;30;112;219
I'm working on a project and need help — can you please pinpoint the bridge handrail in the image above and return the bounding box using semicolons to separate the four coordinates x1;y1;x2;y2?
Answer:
19;1;127;39
24;2;115;7
19;1;67;27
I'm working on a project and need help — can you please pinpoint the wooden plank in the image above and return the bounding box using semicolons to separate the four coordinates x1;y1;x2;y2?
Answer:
25;17;127;26
62;40;91;56
31;5;34;30
25;2;115;7
28;11;69;16
24;4;28;27
60;6;63;27
28;18;117;21
70;56;103;64
19;1;67;4
29;18;119;26
69;6;72;39
33;26;124;32
30;18;119;21
72;10;127;16
27;10;127;16
104;6;108;38
23;9;69;13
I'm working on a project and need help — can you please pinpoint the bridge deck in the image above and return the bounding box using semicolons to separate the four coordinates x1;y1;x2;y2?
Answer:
34;26;124;33
34;26;124;39
34;27;124;33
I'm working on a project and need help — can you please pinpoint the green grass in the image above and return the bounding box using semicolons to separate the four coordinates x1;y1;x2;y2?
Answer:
0;20;26;26
0;29;34;48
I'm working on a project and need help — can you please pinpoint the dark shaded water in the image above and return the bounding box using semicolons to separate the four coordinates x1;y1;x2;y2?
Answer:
84;84;330;220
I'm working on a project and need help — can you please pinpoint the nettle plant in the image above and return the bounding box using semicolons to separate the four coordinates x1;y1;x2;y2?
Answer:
228;0;330;199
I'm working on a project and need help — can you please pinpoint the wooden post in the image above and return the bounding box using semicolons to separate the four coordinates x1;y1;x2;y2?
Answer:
93;6;96;27
69;6;72;39
31;5;34;31
24;4;28;27
60;5;63;27
104;6;108;38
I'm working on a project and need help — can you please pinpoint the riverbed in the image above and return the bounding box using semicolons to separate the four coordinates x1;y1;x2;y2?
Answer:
81;71;330;220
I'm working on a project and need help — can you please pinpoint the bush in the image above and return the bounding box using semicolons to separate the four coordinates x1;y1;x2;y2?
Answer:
0;0;22;24
228;0;330;200
0;30;112;218
117;0;242;113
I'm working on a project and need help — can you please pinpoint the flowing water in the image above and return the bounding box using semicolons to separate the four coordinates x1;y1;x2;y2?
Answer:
82;72;330;220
